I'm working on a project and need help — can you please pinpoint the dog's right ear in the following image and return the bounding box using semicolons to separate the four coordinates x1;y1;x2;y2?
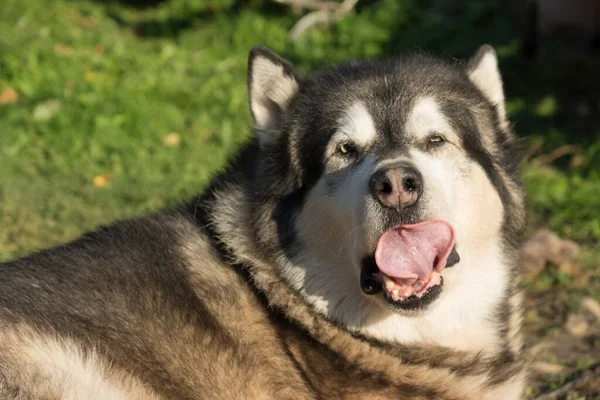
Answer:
248;46;299;144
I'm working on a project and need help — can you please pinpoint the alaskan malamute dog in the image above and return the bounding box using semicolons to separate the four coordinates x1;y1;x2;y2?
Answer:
0;45;527;399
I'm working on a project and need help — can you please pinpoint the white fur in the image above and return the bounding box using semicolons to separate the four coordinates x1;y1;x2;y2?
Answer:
288;99;509;355
250;56;299;138
290;157;378;315
359;149;507;352
468;48;507;125
331;102;377;148
20;334;161;400
483;372;527;400
404;97;456;142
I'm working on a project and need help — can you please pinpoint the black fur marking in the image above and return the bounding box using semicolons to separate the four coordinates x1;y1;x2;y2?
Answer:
466;142;512;206
360;256;382;295
274;187;307;251
441;100;513;208
446;246;460;268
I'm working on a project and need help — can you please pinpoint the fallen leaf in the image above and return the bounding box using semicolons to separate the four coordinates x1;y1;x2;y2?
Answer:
582;297;600;322
94;45;104;55
570;154;585;168
78;15;95;27
84;71;108;83
93;175;111;188
521;229;582;280
529;342;553;357
0;87;19;104
53;44;73;57
33;99;62;121
565;314;589;338
162;132;181;147
84;71;97;82
533;361;570;375
558;261;581;278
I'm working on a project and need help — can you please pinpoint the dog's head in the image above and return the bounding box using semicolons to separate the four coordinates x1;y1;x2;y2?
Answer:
245;46;525;341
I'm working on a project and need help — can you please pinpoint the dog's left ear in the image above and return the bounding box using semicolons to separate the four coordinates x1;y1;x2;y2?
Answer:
467;45;507;126
248;46;300;143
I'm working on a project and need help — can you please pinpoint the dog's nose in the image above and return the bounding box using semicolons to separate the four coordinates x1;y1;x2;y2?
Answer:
370;164;423;210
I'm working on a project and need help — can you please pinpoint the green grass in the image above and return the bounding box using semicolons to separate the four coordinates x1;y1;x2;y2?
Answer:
2;2;600;396
1;0;599;269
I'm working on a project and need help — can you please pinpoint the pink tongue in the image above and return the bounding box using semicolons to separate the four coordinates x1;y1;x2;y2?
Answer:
374;220;455;285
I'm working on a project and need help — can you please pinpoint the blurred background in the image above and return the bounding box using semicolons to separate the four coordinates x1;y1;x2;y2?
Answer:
0;0;599;397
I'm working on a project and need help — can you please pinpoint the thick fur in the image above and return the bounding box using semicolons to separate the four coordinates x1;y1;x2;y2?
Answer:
0;46;527;399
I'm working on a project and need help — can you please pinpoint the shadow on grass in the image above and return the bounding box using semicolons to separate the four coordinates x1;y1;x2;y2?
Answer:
96;0;292;38
91;0;169;8
103;5;216;38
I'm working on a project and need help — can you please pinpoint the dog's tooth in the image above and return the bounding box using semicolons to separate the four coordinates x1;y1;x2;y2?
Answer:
383;276;395;291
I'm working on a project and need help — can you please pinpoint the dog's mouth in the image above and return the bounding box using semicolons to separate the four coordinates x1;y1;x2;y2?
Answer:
360;220;460;311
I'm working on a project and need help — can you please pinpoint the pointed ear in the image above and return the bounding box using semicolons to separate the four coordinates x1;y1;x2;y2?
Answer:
467;45;507;126
248;46;299;142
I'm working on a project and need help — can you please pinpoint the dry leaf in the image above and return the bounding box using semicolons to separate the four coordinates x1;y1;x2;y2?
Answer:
570;154;585;168
78;15;95;27
84;71;108;83
84;71;97;82
162;132;181;147
0;87;19;104
65;81;74;94
93;175;111;188
565;314;589;338
558;261;581;278
521;229;581;280
533;361;570;375
53;44;73;57
582;297;600;322
33;99;62;121
529;342;553;357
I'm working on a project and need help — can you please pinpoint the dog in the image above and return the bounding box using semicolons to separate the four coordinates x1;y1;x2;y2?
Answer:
0;44;527;399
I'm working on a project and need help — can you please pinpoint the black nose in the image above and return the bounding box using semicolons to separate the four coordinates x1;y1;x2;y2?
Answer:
369;164;423;210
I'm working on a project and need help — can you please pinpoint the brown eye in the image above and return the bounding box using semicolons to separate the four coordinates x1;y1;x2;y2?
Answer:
428;135;446;147
338;142;356;155
429;135;445;143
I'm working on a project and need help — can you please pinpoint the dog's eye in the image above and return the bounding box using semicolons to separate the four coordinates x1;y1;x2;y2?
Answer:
428;135;446;146
338;142;357;155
